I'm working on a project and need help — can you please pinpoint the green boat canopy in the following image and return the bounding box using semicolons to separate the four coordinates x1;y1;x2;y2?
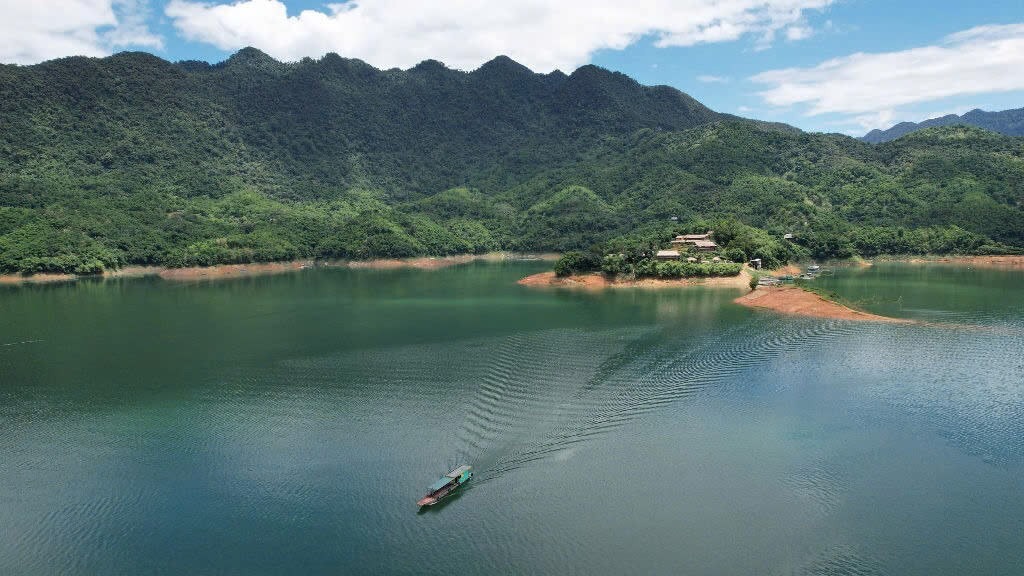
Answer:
429;477;455;492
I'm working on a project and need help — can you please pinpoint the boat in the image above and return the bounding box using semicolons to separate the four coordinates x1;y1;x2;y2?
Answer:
417;465;473;506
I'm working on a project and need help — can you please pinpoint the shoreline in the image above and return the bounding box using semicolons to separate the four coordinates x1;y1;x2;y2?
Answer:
0;252;559;285
881;255;1024;270
517;269;753;290
734;286;911;323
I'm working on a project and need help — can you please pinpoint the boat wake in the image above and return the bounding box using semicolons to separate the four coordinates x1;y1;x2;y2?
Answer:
457;318;864;485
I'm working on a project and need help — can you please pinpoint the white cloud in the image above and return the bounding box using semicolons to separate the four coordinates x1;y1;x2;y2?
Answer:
785;25;813;41
751;23;1024;129
697;75;729;83
0;0;162;64
165;0;834;72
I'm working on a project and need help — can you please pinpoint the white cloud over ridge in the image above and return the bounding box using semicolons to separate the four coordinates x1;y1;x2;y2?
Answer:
0;0;162;65
165;0;833;72
752;23;1024;130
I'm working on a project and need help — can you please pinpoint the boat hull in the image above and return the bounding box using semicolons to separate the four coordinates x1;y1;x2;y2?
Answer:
417;472;471;506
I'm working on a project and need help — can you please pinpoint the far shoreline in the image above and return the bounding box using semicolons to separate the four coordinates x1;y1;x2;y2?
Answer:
0;252;560;286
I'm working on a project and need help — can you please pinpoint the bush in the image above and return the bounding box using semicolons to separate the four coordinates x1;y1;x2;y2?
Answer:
724;247;748;263
554;251;600;277
601;253;628;276
636;258;741;279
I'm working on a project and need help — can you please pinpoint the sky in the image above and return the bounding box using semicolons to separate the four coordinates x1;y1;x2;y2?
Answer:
2;0;1024;135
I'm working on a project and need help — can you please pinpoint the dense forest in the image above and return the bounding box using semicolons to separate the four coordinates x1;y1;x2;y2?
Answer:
1;49;1022;274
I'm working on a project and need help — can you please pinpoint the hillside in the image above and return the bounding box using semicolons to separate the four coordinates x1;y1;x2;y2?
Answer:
1;50;1023;275
863;107;1024;143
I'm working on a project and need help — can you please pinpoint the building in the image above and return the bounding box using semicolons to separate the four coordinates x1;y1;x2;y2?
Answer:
656;250;681;260
672;231;717;250
675;232;711;241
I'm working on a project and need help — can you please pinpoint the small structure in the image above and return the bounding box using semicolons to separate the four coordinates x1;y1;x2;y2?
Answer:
693;239;719;251
783;233;795;240
656;250;681;260
686;257;698;263
680;231;713;241
712;256;722;262
749;258;762;270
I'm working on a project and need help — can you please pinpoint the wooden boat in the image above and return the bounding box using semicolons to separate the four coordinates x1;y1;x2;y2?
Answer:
417;465;473;506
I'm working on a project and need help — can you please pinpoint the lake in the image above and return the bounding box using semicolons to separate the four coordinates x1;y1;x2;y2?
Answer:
2;262;1023;575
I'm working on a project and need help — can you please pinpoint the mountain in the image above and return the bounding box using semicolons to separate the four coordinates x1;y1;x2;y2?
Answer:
1;50;1022;274
862;107;1024;143
0;48;741;200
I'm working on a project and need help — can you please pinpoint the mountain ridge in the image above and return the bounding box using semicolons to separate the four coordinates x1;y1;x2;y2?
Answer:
1;49;1022;274
863;107;1024;143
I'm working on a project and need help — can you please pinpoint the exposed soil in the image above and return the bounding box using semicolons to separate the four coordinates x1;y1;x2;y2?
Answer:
899;255;1024;270
734;286;911;323
766;264;802;276
344;252;558;270
157;261;314;281
0;273;77;285
104;266;164;278
1;253;561;285
518;269;753;291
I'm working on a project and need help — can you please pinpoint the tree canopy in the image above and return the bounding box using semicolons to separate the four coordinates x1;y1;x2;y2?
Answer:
1;50;1022;274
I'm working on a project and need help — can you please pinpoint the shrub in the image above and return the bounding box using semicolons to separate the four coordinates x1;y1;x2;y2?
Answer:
554;251;600;277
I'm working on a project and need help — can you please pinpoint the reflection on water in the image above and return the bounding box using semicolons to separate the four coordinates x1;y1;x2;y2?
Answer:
1;262;1023;575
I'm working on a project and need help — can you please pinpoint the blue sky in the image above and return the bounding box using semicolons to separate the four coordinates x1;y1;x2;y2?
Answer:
4;0;1024;135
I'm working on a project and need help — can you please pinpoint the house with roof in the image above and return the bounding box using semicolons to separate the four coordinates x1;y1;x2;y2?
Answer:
671;231;719;251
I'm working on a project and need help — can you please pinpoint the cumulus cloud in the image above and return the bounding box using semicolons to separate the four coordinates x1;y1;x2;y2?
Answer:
165;0;833;71
0;0;162;64
752;23;1024;129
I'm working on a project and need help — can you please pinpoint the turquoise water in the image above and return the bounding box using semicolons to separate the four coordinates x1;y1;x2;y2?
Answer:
1;262;1023;574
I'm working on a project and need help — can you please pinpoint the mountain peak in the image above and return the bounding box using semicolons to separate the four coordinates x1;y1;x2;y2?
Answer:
410;59;448;73
222;47;280;71
475;55;532;76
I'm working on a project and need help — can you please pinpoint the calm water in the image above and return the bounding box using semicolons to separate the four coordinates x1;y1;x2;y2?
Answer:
2;262;1023;575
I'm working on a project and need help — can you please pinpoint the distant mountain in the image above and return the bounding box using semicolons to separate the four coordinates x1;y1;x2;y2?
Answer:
1;49;1022;274
862;107;1024;143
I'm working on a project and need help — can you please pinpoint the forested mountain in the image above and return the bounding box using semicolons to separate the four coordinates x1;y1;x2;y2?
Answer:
1;49;1022;274
862;107;1024;143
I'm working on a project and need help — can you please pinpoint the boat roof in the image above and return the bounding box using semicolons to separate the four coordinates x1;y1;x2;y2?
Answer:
429;477;455;492
446;465;472;478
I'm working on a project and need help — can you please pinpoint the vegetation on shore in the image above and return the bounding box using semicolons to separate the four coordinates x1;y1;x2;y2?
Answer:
2;50;1023;275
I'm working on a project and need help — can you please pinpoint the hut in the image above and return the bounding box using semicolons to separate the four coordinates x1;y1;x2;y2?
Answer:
693;239;719;251
656;250;681;260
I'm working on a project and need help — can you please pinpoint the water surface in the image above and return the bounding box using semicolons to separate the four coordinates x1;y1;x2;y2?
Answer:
2;262;1023;574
